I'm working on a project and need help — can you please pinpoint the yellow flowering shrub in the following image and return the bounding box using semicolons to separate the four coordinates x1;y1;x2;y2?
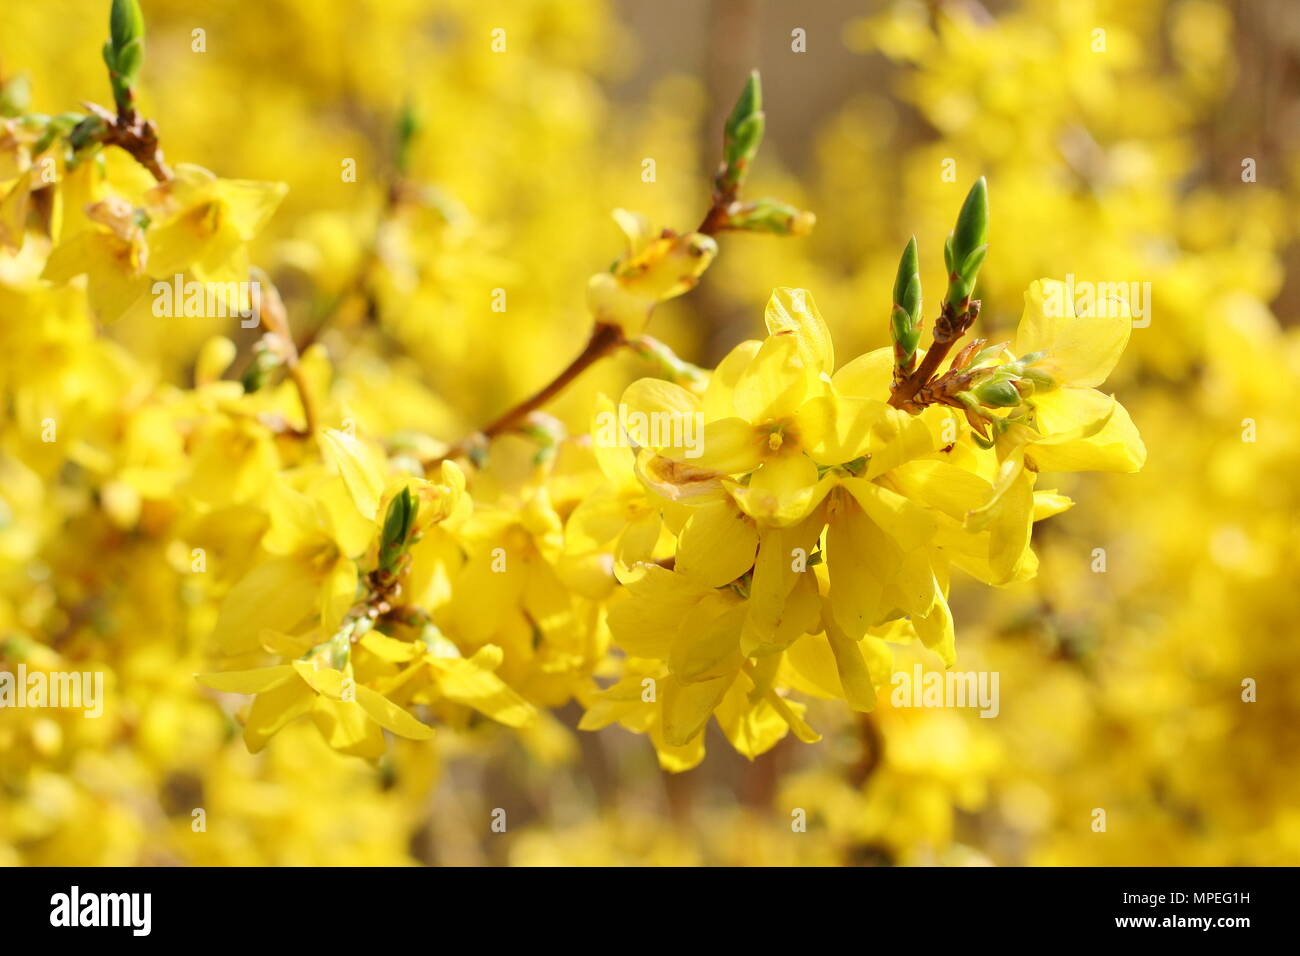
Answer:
0;0;1288;869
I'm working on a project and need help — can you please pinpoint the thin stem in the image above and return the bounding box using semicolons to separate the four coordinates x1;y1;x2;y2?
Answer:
888;299;979;410
435;322;625;462
432;185;739;466
82;100;171;183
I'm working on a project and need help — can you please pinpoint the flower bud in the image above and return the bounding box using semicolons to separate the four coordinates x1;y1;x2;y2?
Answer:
1020;365;1058;390
378;486;418;574
945;177;988;307
720;71;764;191
890;235;922;367
726;198;815;236
108;0;145;85
973;378;1021;407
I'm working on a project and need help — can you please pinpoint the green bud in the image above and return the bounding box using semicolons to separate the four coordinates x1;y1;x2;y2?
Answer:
378;486;418;573
629;335;709;390
890;236;922;365
969;342;1007;367
945;177;988;306
1020;365;1058;390
66;114;107;152
0;74;31;117
519;416;566;467
110;0;145;60
395;98;421;174
720;70;764;189
892;236;921;318
115;38;144;85
726;197;815;236
240;344;281;394
105;0;146;111
972;378;1021;408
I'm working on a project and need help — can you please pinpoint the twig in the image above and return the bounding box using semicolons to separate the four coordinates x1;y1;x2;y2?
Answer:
82;100;171;184
887;300;980;411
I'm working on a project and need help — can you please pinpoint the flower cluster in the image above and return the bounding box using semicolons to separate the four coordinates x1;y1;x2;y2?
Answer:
0;2;1150;784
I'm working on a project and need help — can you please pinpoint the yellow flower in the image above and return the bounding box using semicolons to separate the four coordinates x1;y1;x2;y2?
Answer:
145;163;286;292
197;657;433;758
585;209;717;336
1011;278;1147;473
43;196;152;321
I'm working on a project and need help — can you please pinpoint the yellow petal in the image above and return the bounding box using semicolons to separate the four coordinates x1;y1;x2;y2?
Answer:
884;459;992;520
824;616;879;712
668;592;746;683
243;679;315;753
1015;278;1131;388
359;631;422;663
1032;490;1074;520
674;500;758;587
319;428;388;520
320;558;358;633
826;494;887;639
842;478;935;551
913;590;956;667
437;652;537;727
728;453;823;527
672;417;764;474
196;665;297;695
764;689;821;744
742;520;823;655
311;696;386;758
210;557;319;655
733;333;807;422
1029;388;1146;473
831;346;893;398
291;659;348;699
212;178;288;239
606;567;701;658
798;394;887;465
763;287;834;376
354;685;434;739
661;672;732;747
703;339;762;420
713;674;791;758
985;464;1035;585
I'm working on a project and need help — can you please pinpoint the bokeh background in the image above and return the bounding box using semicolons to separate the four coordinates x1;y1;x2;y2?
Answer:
2;0;1299;865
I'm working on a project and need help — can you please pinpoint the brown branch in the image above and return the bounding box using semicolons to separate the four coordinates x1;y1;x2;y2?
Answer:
888;299;980;411
431;181;741;466
83;101;171;183
435;322;625;463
